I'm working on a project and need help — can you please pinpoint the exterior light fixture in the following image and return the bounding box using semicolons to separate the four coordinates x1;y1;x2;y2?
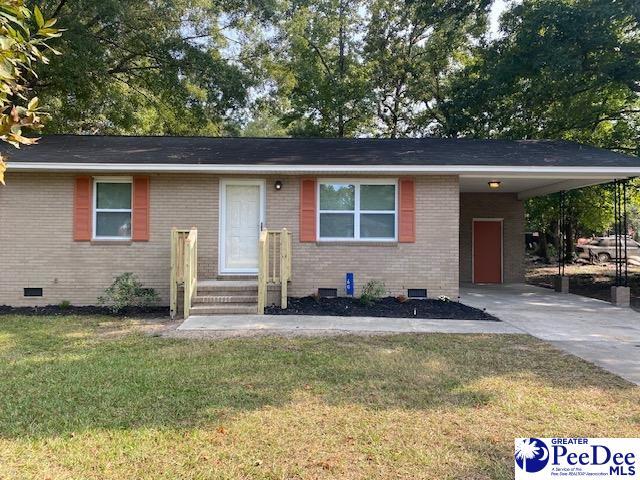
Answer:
274;180;283;191
488;181;501;189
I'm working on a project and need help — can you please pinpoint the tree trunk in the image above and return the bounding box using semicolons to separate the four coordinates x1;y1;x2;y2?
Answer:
536;231;549;261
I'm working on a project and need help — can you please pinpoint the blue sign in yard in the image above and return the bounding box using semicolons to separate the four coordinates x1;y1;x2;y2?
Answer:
346;273;354;296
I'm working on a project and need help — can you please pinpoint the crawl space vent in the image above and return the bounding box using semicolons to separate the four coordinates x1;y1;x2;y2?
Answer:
318;288;338;298
407;288;427;298
24;288;43;297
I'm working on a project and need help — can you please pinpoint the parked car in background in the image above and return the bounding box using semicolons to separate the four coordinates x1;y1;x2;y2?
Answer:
576;236;640;263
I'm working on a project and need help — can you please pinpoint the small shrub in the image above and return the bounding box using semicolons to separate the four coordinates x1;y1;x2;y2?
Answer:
58;300;71;310
98;272;159;314
360;280;385;306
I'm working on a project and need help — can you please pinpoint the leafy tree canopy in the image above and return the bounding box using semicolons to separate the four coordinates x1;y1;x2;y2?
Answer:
364;0;490;137
258;0;373;137
451;0;640;153
0;0;61;184
32;0;270;135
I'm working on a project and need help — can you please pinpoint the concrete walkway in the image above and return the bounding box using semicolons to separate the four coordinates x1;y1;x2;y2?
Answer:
460;283;640;385
178;314;518;334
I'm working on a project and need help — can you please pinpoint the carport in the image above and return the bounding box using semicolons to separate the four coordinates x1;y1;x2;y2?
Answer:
457;143;638;306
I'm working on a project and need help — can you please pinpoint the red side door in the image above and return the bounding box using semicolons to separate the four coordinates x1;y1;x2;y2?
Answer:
473;220;502;284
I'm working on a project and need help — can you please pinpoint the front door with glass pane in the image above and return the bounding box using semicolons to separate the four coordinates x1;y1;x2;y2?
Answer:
219;180;264;274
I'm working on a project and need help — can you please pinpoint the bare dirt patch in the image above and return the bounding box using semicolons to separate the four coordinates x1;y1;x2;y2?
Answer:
526;262;640;311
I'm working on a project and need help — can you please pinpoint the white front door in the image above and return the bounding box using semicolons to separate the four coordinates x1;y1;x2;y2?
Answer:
220;180;264;273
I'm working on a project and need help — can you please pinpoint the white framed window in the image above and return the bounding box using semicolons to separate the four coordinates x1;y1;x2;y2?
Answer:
317;179;397;241
93;177;132;240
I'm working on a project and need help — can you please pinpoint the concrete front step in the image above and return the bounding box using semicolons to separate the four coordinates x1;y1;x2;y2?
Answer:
196;280;258;296
198;280;258;288
193;295;258;304
215;275;258;281
190;304;258;315
191;280;260;315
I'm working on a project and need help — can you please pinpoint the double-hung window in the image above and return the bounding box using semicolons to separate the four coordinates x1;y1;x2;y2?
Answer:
93;178;132;239
318;180;397;241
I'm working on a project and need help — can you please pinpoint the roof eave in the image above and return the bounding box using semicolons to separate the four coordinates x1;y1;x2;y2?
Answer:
5;161;640;178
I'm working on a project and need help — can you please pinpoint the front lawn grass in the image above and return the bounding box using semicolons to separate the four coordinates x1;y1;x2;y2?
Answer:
0;316;638;479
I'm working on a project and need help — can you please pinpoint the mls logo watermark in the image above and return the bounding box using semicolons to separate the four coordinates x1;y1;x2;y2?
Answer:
515;438;639;479
516;438;550;473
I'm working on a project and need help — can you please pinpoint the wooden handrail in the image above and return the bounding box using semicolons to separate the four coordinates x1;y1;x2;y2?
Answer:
170;227;198;319
257;230;268;315
257;228;292;314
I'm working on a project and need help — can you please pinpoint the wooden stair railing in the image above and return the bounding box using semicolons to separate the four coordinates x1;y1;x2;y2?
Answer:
258;228;292;314
170;227;198;319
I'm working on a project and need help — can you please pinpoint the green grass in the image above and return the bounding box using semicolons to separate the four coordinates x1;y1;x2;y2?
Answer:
0;316;638;479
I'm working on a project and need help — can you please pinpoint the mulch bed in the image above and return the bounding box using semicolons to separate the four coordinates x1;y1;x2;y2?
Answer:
0;305;169;318
266;296;499;321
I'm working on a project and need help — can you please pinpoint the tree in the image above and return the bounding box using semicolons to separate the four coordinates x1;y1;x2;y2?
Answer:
260;0;372;137
363;0;490;137
451;0;640;255
0;0;61;185
450;0;640;153
526;187;614;261
31;0;265;136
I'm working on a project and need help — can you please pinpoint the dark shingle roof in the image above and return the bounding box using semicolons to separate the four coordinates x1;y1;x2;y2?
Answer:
4;135;639;167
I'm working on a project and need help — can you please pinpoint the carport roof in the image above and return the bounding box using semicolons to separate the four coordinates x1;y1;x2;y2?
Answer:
3;135;639;168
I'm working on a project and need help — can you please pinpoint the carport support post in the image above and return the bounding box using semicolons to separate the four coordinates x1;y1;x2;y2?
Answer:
611;179;630;307
555;190;569;293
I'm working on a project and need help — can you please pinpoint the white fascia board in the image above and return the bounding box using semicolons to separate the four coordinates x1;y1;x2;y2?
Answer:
6;161;640;177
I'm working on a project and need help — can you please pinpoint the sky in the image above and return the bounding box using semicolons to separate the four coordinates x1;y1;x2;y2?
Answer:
489;0;511;38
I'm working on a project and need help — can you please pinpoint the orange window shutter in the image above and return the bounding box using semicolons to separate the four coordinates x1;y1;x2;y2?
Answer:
299;178;317;242
132;176;150;241
74;176;92;241
399;178;416;243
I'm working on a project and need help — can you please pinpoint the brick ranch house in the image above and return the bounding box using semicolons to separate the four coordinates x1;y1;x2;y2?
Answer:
1;136;639;314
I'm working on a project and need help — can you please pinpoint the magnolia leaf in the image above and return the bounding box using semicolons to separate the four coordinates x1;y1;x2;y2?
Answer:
34;5;44;29
0;10;20;25
0;37;12;50
27;96;38;110
45;45;62;56
0;61;14;80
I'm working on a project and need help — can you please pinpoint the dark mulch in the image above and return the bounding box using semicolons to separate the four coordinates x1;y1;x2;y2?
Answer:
0;305;169;318
266;296;499;321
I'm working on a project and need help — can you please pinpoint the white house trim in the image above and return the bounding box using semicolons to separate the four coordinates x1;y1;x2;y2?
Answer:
316;178;398;242
7;161;640;178
92;176;133;241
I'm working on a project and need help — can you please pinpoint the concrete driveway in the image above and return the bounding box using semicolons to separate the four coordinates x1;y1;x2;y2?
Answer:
460;283;640;385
